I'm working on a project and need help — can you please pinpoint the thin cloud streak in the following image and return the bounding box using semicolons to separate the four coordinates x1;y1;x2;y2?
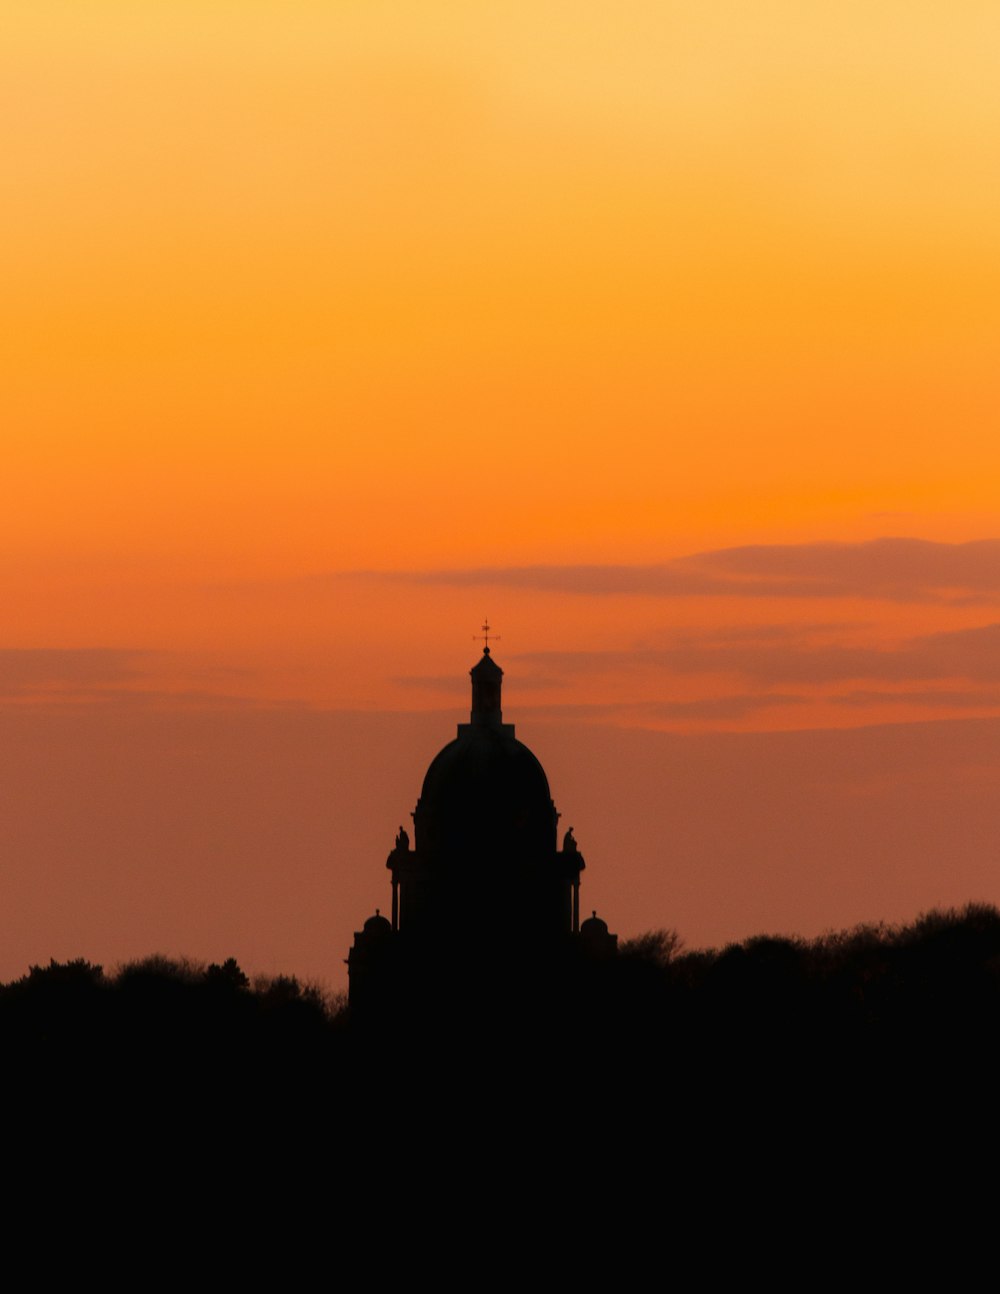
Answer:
514;622;1000;687
0;649;275;712
830;688;1000;710
520;694;809;722
392;673;564;693
343;538;1000;604
0;649;143;696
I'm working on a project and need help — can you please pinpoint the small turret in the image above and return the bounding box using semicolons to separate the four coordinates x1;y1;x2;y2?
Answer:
470;647;503;726
580;910;618;958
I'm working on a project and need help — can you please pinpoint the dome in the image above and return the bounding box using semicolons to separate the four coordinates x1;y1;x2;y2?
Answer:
409;646;559;866
363;911;392;935
579;910;617;957
414;722;557;864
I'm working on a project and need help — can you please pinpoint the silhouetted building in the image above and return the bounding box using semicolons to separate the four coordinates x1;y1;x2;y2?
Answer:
347;647;616;1008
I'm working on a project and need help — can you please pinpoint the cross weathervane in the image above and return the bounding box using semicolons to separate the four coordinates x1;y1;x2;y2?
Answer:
474;619;500;651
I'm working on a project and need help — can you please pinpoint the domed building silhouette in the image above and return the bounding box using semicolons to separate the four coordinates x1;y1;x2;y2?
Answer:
347;644;617;1009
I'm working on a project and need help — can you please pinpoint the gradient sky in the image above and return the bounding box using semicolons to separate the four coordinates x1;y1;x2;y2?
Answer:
3;3;1000;988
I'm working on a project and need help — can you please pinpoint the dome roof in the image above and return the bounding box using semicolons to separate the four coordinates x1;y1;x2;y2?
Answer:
363;911;392;935
414;722;557;862
420;723;551;814
408;647;560;873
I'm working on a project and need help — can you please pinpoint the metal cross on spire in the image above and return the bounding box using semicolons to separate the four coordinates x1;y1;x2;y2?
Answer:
474;619;500;651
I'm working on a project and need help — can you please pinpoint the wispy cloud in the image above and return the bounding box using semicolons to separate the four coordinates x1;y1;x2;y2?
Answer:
0;649;142;696
830;688;1000;710
346;538;1000;604
393;672;564;693
513;622;1000;689
0;649;271;712
521;694;808;723
693;539;1000;603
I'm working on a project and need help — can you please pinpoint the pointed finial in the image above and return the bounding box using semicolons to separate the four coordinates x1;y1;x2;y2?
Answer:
473;619;500;653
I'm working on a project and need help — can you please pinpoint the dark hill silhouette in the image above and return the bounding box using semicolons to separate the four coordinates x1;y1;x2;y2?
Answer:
7;902;1000;1103
7;907;997;1264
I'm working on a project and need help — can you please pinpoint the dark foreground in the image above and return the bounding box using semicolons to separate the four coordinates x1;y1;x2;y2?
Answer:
5;906;998;1260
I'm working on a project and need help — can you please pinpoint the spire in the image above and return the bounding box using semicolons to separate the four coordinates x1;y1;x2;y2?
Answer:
470;646;503;726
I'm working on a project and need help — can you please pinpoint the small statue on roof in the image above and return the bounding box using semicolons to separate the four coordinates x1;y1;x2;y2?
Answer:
563;827;578;853
395;824;410;852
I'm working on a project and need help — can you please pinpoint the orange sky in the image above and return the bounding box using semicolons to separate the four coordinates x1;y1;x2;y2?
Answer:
3;3;1000;987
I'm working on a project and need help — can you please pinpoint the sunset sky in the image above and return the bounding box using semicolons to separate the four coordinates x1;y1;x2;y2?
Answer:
3;3;1000;988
